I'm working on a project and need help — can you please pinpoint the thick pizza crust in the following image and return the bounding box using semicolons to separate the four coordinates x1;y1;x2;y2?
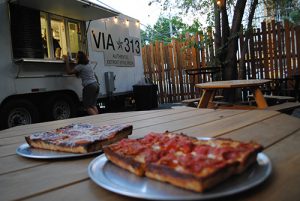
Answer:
25;137;95;153
103;146;145;176
25;124;133;154
235;148;262;174
145;162;238;192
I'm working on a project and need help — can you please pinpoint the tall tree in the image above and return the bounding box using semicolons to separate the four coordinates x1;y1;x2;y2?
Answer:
148;0;252;81
149;0;299;82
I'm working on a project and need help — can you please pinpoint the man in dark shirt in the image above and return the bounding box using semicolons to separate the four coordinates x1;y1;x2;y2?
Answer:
53;38;61;59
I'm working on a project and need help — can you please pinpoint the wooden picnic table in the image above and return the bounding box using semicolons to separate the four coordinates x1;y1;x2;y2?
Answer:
195;79;271;109
1;107;300;201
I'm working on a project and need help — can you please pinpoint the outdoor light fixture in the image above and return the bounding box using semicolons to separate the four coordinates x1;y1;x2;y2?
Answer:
216;0;222;7
114;16;118;23
136;20;140;27
126;19;129;26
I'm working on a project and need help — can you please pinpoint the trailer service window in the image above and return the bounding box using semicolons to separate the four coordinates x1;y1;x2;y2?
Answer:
10;4;83;60
40;14;82;60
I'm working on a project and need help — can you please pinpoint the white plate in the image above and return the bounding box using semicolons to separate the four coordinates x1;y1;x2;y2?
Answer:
88;153;272;200
16;143;102;159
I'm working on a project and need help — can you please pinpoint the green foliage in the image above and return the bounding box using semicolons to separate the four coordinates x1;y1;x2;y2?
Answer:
149;0;300;27
264;0;300;22
288;9;300;25
141;15;203;45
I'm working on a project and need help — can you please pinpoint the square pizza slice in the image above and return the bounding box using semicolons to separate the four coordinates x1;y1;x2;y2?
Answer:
25;123;133;153
103;132;263;193
103;131;195;176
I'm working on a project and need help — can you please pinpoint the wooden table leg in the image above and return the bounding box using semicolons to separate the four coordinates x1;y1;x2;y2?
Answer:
253;88;268;109
197;89;215;108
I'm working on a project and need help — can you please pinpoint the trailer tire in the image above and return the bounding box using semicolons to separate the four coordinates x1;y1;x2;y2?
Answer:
0;99;39;129
44;94;76;121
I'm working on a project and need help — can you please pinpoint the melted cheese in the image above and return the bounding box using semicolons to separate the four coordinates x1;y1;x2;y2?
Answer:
29;123;131;147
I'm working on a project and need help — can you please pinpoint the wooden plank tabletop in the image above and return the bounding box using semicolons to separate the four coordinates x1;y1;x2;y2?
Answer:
0;107;299;201
195;79;271;89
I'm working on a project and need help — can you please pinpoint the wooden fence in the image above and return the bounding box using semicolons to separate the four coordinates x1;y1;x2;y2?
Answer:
142;20;300;104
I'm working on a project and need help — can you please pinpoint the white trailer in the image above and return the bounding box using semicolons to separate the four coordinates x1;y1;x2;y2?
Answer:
0;0;144;129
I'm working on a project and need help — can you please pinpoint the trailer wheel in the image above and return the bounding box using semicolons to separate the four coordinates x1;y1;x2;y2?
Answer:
0;99;39;129
45;94;76;121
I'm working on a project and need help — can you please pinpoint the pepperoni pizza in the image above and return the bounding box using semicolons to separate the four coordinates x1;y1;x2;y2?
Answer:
103;131;263;192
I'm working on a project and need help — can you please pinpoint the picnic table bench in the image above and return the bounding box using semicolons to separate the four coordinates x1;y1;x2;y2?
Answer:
248;94;295;105
195;79;271;109
267;102;300;113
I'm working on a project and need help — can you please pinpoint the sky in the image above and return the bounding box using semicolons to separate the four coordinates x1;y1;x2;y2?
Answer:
94;0;162;28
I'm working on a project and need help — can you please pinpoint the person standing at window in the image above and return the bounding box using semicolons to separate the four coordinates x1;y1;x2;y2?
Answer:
53;37;61;59
42;34;48;58
63;51;99;115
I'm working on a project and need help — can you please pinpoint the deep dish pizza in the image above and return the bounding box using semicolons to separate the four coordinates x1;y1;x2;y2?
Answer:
25;123;133;154
103;131;263;192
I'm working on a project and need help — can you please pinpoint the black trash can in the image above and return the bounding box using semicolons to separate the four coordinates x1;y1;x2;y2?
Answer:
133;84;158;110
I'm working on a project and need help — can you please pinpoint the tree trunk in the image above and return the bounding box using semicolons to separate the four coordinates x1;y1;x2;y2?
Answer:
222;0;247;102
214;2;221;60
239;0;259;80
220;0;231;81
223;0;247;81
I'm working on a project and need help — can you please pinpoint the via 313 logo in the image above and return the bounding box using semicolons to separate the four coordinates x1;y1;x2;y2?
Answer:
91;30;140;55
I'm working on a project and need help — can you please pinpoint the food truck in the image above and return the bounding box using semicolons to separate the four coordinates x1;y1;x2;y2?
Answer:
0;0;145;129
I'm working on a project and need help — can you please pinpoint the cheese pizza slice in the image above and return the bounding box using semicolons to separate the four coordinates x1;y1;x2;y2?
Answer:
25;123;133;154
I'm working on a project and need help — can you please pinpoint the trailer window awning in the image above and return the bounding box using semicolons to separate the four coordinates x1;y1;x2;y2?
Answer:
9;0;119;21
